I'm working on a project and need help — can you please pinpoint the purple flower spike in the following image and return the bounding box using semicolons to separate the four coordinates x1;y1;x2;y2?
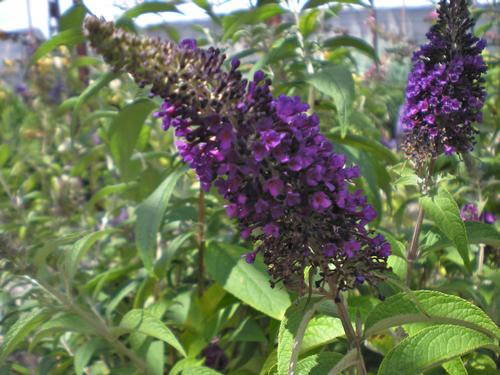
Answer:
85;16;391;293
401;0;487;167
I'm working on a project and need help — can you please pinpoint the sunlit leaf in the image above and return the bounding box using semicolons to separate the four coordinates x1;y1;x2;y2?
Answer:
323;35;379;62
205;242;291;320
365;290;500;340
307;65;355;137
120;309;186;357
378;325;496;375
421;189;471;272
135;167;184;273
0;309;49;363
31;29;84;65
108;98;157;179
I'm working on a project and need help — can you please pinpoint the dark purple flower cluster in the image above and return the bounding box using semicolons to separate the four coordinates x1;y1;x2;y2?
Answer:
401;0;487;169
85;17;390;292
460;203;496;224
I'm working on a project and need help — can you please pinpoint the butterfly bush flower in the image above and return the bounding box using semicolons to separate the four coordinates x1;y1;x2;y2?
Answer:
401;0;487;169
84;17;390;292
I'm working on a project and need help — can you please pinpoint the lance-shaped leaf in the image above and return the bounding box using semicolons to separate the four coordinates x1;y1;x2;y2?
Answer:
307;65;355;137
0;309;50;363
420;189;471;271
205;242;291;320
378;325;497;375
31;29;84;64
323;35;379;62
135;167;184;273
422;221;500;255
365;290;500;340
120;309;186;357
65;230;114;281
109;98;157;180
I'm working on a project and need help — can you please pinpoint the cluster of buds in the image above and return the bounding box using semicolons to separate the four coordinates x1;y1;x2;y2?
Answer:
84;17;390;293
401;0;487;170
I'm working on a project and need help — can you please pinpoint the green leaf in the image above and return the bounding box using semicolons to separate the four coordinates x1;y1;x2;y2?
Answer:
421;189;471;271
307;65;355;137
422;221;500;254
59;3;86;32
146;340;164;375
442;357;468;375
0;144;11;167
65;230;114;281
222;4;284;41
327;348;358;375
192;0;221;25
105;281;140;320
328;132;398;165
120;309;186;357
70;71;120;115
0;309;49;362
323;35;379;62
154;232;195;277
29;313;97;349
302;0;369;9
108;98;157;179
31;29;84;65
74;337;106;375
378;325;496;375
135;168;184;273
296;352;343;375
364;290;500;340
301;315;344;352
205;242;291;320
299;9;320;37
170;358;205;375
118;2;181;22
278;299;322;375
183;368;222;375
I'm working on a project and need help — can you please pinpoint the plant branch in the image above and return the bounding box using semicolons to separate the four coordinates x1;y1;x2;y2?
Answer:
328;279;366;375
335;296;367;375
406;205;425;286
406;157;435;286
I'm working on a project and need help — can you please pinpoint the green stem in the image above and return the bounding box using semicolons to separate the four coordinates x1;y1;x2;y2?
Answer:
463;153;485;282
328;278;366;375
406;205;425;286
335;296;366;375
406;157;435;287
197;187;206;297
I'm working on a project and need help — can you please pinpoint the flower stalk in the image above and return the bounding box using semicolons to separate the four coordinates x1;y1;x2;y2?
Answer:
197;187;206;297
